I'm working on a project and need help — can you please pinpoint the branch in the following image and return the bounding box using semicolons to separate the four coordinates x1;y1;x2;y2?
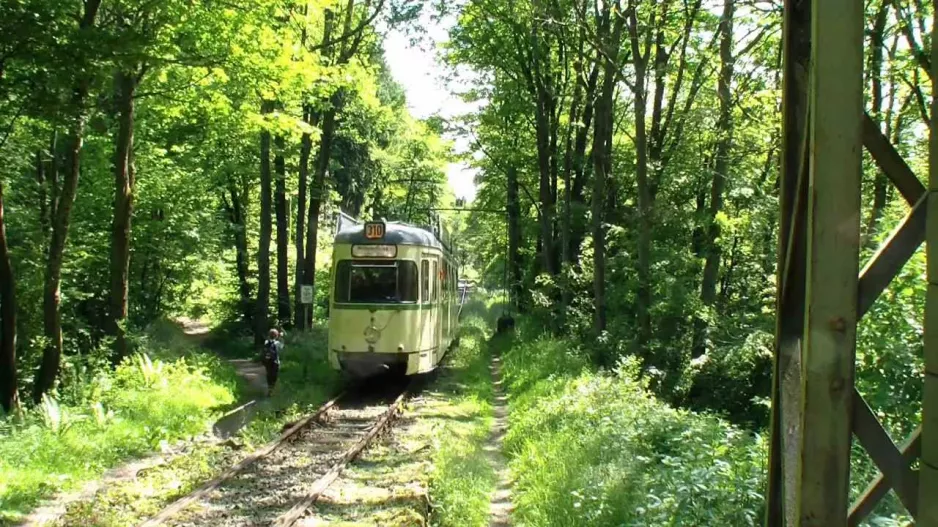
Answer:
472;137;543;217
902;71;930;124
893;0;932;78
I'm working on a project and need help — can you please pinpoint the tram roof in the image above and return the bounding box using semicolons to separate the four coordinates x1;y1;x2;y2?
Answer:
334;221;447;251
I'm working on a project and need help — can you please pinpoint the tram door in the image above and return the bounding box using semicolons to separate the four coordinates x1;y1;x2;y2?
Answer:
431;258;442;358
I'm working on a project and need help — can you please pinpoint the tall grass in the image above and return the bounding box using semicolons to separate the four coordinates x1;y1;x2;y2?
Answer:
501;318;767;527
428;312;496;527
0;325;238;523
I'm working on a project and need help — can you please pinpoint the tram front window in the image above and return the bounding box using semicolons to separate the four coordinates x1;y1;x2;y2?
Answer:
335;260;418;303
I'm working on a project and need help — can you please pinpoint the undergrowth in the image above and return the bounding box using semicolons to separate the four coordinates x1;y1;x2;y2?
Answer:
47;322;340;526
500;318;767;527
0;321;238;524
238;325;340;443
429;303;496;527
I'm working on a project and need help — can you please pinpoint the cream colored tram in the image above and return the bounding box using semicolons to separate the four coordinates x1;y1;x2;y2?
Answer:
327;219;459;377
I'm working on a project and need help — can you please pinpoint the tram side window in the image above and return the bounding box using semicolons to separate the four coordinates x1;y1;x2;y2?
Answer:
334;260;418;303
428;261;435;302
421;260;430;303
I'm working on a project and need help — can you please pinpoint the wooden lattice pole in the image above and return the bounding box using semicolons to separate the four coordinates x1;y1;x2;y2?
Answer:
796;1;865;524
921;4;938;521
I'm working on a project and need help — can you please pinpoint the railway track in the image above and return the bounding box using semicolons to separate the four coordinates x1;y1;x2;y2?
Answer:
139;379;411;527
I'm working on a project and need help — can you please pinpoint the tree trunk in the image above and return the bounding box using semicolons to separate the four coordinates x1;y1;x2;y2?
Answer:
34;0;102;403
225;179;252;327
506;166;523;312
627;7;654;350
560;57;583;314
569;62;600;263
255;100;275;349
108;70;137;362
294;105;313;329
274;133;290;326
301;7;338;328
36;150;49;237
303;102;338;327
0;181;18;412
531;0;556;276
592;7;625;336
694;0;735;358
864;0;890;247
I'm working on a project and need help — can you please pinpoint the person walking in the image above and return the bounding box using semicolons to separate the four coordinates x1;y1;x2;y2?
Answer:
261;328;284;397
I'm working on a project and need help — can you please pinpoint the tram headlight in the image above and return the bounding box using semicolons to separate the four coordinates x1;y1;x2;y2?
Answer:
364;325;380;344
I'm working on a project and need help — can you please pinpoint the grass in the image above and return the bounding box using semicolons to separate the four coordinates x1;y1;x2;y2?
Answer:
427;304;497;527
499;318;768;527
49;322;341;526
0;321;239;524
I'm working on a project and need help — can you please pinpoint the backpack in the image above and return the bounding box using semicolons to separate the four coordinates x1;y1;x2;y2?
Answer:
262;339;279;365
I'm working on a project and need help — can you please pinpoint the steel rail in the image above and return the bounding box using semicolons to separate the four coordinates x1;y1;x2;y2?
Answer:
139;391;347;527
272;385;410;527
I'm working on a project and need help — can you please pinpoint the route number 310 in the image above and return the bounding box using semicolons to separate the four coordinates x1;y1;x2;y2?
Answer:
364;221;385;239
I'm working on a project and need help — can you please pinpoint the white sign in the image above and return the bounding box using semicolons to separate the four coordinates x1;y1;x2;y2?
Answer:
301;285;314;304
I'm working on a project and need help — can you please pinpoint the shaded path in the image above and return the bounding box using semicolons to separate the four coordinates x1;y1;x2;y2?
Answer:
485;355;513;526
177;317;267;397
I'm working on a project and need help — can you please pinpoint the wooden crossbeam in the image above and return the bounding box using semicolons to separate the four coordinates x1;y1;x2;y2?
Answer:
850;390;919;515
863;112;927;205
849;427;921;526
858;195;927;317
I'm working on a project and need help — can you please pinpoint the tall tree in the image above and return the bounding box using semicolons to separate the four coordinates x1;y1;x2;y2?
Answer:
34;0;103;402
108;66;140;361
223;175;253;327
694;0;735;358
0;180;18;412
302;0;383;326
591;0;626;336
274;133;290;325
625;0;655;349
255;100;275;348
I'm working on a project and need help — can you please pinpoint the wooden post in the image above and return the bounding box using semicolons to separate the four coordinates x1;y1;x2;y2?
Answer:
920;6;938;523
796;1;864;524
766;0;811;523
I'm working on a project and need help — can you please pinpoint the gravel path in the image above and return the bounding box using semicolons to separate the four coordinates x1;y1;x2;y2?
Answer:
159;390;402;527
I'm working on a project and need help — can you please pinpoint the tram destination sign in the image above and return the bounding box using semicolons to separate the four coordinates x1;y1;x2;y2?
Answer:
364;221;386;239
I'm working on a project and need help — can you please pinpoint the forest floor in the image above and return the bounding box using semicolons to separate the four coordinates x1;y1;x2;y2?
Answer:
34;310;504;526
177;316;267;397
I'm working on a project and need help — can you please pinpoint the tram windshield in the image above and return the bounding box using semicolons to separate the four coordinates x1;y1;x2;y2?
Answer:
335;260;418;303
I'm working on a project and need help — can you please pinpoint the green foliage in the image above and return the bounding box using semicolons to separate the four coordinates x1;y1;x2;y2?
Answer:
428;314;496;527
0;332;237;523
500;322;767;527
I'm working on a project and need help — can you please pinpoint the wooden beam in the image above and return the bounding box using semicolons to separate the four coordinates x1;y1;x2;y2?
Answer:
858;195;927;317
850;390;919;514
849;427;921;526
766;0;812;524
922;4;938;522
795;0;864;524
862;112;926;205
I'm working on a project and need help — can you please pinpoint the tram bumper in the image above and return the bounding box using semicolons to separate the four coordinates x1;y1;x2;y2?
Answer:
335;351;409;377
332;348;438;377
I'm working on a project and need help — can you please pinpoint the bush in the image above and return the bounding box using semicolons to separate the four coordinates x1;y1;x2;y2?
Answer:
501;328;767;527
0;341;237;522
684;330;774;427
